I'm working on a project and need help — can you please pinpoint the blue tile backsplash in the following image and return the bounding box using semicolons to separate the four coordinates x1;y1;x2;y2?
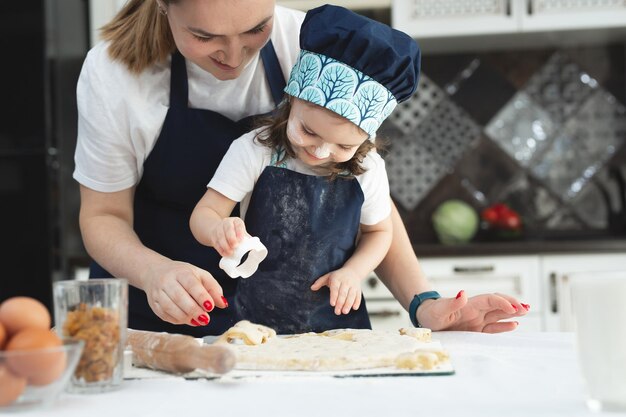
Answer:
382;43;626;243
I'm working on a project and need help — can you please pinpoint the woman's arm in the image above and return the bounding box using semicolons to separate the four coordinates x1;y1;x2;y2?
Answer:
376;202;526;332
79;185;226;326
344;217;393;280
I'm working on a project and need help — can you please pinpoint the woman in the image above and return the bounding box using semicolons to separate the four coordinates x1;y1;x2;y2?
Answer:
75;0;527;336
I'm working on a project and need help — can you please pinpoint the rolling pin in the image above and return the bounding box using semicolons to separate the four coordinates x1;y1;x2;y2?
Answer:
127;329;236;374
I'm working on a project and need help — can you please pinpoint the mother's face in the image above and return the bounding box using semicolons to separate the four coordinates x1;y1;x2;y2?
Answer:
165;0;275;80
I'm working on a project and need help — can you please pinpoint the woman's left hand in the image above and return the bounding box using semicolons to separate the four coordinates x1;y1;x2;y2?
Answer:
416;291;530;333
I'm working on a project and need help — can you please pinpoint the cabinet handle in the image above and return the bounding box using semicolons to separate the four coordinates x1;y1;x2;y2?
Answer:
369;310;401;318
527;0;533;15
452;265;494;274
549;272;558;313
505;0;511;16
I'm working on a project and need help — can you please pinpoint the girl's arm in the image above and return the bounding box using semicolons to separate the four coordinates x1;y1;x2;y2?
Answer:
190;188;244;257
311;215;392;315
344;216;393;279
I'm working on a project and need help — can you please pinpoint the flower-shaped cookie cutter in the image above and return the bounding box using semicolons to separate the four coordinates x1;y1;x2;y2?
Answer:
219;236;268;278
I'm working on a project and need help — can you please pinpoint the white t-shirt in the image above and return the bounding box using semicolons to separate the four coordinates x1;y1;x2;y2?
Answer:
73;6;304;193
208;129;392;226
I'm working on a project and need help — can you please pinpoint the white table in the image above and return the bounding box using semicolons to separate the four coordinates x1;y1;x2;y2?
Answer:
20;332;625;416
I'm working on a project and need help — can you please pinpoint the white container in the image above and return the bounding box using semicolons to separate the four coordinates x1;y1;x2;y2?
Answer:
570;271;626;413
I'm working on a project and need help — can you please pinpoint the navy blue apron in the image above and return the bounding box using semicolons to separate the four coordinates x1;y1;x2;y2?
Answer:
89;42;286;337
235;161;372;334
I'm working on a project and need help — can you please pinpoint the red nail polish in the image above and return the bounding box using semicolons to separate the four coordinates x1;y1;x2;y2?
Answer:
512;304;518;311
221;296;229;307
198;314;209;324
191;319;200;326
522;303;530;311
456;290;464;299
203;300;213;311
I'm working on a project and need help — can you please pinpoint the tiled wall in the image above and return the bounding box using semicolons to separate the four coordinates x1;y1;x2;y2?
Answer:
380;43;626;244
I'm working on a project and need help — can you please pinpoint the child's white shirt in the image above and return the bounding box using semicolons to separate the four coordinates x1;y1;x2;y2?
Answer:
208;128;392;226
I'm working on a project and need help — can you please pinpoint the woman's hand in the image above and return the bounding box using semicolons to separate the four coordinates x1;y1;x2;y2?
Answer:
208;217;247;257
141;259;228;327
310;268;363;315
416;291;530;333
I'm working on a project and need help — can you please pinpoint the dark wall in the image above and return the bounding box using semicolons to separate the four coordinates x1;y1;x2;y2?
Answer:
0;3;52;307
381;43;626;244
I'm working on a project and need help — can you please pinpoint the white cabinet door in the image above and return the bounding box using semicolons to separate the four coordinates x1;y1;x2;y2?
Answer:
88;0;127;47
520;0;626;32
392;0;520;38
392;0;626;40
363;255;543;331
541;253;626;332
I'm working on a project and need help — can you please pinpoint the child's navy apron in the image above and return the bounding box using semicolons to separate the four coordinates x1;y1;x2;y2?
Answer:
235;154;372;334
89;43;286;337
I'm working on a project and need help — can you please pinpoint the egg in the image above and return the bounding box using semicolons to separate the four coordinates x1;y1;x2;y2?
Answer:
0;321;6;349
5;328;66;384
0;365;27;406
0;297;51;336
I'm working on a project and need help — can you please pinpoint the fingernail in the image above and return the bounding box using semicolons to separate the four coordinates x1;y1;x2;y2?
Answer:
221;296;229;308
198;314;209;324
456;290;464;299
512;304;518;311
203;300;214;311
521;303;530;311
190;319;200;326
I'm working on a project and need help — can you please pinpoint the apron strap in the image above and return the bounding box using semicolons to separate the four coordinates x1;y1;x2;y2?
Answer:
169;51;189;109
260;40;286;107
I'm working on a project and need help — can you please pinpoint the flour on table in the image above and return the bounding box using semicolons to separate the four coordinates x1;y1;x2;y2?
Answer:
213;321;449;371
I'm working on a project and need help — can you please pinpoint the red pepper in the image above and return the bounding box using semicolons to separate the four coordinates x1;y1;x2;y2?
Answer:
483;203;522;230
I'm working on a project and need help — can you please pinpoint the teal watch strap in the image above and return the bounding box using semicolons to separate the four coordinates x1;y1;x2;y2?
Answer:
409;291;441;327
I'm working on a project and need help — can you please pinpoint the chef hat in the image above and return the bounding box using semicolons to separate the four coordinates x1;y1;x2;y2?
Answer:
284;4;421;137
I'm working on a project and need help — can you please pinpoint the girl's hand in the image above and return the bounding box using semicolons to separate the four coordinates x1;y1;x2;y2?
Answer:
416;291;529;333
209;217;247;257
141;259;228;327
310;268;363;315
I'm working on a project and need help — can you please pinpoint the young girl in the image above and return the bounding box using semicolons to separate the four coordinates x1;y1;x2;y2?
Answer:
190;4;420;334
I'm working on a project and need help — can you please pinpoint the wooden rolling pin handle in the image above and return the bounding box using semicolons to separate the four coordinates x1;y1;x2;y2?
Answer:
127;329;235;374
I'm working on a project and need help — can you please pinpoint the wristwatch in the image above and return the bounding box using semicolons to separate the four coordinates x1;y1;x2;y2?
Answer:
409;291;441;327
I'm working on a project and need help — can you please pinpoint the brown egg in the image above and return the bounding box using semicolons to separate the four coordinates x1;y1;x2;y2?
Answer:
0;321;6;349
0;297;51;337
0;365;27;406
5;329;66;383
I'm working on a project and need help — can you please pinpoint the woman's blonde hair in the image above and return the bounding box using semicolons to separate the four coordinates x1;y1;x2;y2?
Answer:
100;0;177;74
255;98;381;181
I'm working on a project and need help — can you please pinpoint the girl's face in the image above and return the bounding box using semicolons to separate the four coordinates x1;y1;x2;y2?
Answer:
165;0;275;80
286;98;369;168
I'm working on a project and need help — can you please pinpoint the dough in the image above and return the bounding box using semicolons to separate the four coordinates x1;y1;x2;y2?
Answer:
213;321;449;371
214;320;276;345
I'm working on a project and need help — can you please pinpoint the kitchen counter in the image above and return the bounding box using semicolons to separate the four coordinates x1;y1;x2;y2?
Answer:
413;237;626;257
20;332;621;417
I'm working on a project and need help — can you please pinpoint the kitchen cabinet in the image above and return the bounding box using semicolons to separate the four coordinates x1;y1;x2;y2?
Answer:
365;251;625;332
392;0;626;39
541;253;626;332
363;254;543;331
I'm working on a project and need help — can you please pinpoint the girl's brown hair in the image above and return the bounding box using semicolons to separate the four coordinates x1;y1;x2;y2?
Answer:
100;0;177;74
255;99;380;181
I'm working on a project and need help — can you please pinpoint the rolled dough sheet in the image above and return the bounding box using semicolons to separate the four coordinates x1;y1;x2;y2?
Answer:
205;325;454;376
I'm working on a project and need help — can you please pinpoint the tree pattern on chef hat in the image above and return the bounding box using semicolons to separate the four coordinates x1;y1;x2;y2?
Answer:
284;4;421;138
